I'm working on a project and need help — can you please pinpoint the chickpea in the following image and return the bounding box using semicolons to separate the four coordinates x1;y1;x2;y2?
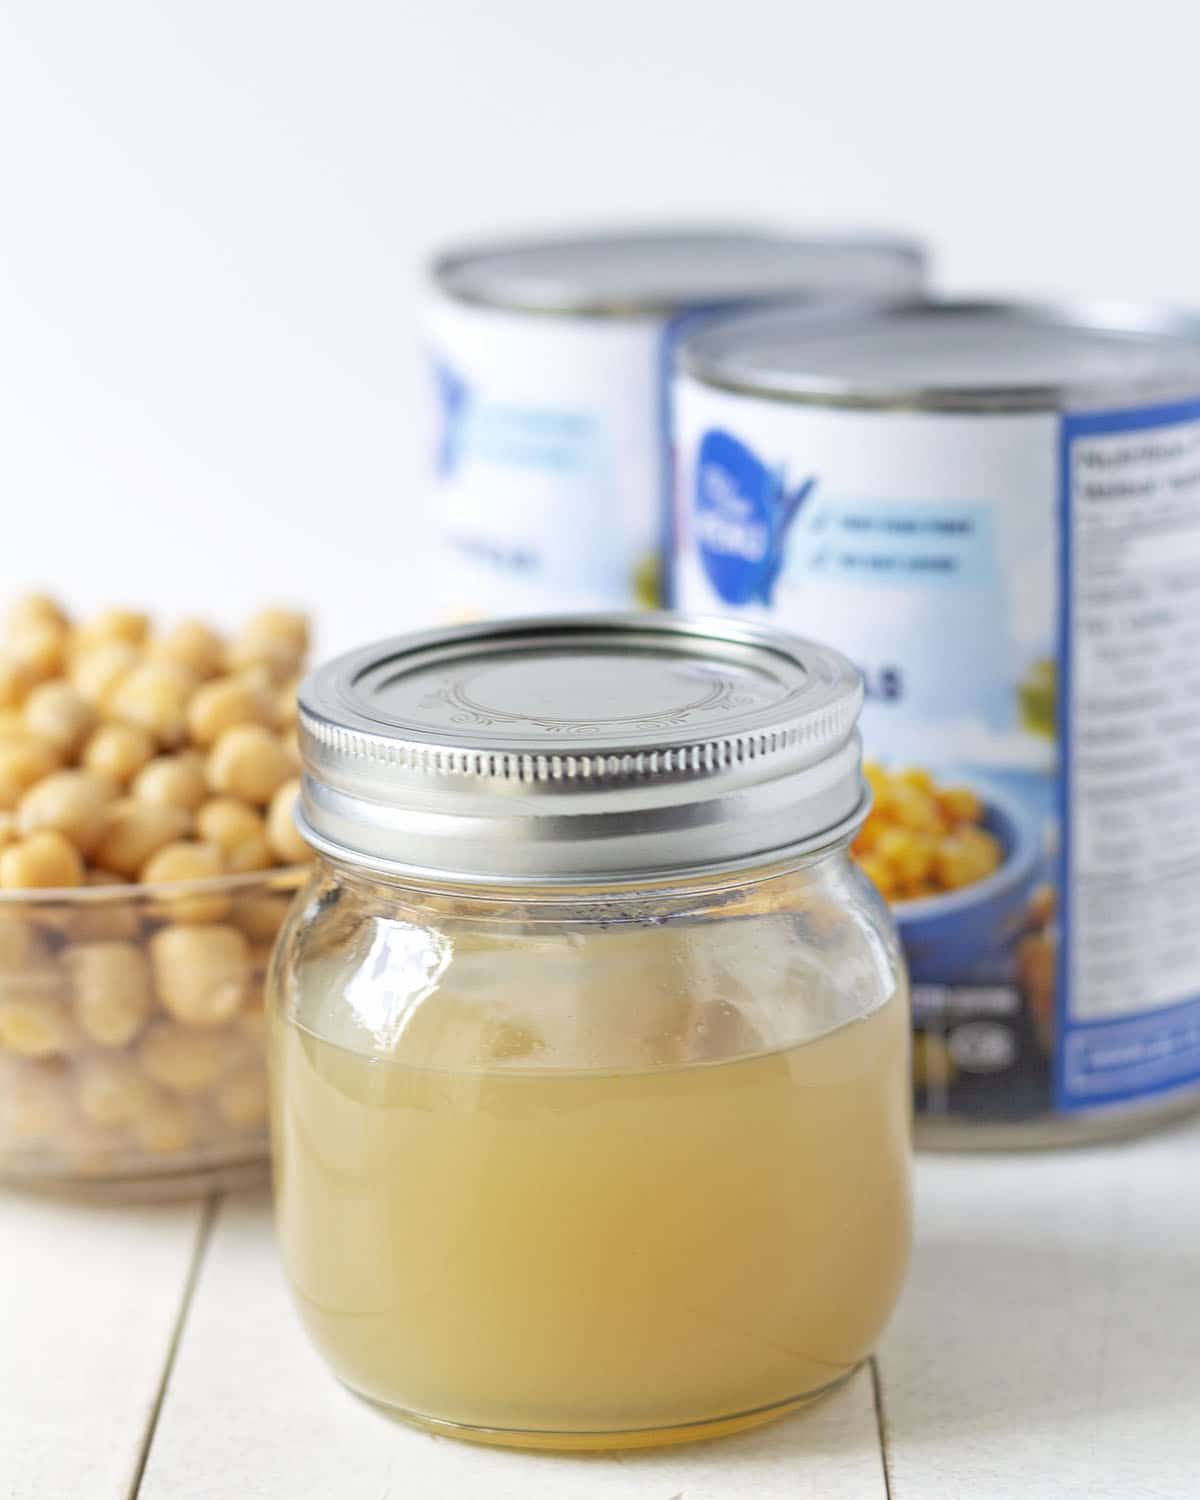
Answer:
133;752;208;812
0;710;27;740
0;984;73;1057
875;826;936;892
194;798;272;873
150;923;248;1026
938;785;983;824
207;725;292;806
22;680;95;755
235;662;276;696
6;593;68;636
17;769;114;853
250;607;308;654
214;1065;268;1128
138;1021;233;1094
76;1055;155;1126
109;660;196;745
274;677;299;730
266;778;311;865
70;869;141;942
0;910;45;969
949;827;1003;883
6;618;68;683
227;609;308;682
65;939;153;1045
888;783;945;835
91;799;189;878
70;609;149;657
130;1092;195;1154
0;656;32;710
70;640;143;707
186;674;274;747
935;837;988;891
60;1123;126;1177
236;1008;266;1045
245;935;275;979
231;891;291;943
82;722;157;785
149;619;225;680
141;840;228;922
0;831;85;889
0;740;62;811
1;1063;72;1137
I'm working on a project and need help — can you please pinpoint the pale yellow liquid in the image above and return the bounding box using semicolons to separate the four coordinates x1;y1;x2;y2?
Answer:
271;993;911;1449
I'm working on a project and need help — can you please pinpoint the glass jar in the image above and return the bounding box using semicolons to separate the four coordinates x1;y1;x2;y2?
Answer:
269;614;912;1450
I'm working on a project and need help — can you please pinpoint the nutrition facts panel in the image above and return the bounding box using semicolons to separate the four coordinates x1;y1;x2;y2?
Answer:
1062;399;1200;1106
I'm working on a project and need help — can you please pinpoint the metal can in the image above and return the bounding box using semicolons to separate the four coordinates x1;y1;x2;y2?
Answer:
424;227;925;619
672;299;1200;1146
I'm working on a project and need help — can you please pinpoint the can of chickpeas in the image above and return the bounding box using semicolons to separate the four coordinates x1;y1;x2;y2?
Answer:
672;299;1200;1146
424;227;926;618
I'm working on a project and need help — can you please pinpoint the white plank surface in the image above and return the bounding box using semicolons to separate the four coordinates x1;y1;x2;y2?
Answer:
7;1122;1200;1498
880;1116;1200;1500
139;1192;888;1500
0;1189;207;1500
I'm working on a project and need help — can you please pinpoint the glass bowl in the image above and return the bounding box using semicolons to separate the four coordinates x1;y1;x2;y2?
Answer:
0;867;304;1200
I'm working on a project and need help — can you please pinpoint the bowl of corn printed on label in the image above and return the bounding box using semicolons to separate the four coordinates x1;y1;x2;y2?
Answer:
0;594;313;1198
852;763;1040;985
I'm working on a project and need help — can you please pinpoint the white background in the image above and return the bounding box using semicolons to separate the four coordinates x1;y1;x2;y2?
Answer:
1;0;1196;653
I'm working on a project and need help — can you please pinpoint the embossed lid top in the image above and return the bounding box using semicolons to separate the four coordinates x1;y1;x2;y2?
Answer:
296;614;866;884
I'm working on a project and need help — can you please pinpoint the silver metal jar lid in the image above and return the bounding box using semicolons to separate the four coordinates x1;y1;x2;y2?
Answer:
296;614;866;885
431;226;926;318
678;298;1200;412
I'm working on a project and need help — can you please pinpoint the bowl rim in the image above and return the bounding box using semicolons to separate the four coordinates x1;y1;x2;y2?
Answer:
0;864;310;906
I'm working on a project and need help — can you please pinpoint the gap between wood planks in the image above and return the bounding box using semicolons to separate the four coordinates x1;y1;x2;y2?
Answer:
127;1194;221;1500
870;1356;894;1499
119;1204;898;1498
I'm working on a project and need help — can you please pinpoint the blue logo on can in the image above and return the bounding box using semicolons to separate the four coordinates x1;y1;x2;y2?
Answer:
431;354;470;478
694;429;815;605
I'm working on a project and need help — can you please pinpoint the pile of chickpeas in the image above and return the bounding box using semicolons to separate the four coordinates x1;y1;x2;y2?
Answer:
0;594;313;1185
852;761;1004;903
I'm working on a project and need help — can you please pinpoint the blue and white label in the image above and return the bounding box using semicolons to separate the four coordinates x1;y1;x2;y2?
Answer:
674;373;1200;1121
423;295;665;617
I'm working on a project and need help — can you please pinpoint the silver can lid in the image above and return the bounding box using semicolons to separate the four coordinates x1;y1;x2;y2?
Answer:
679;298;1200;411
296;614;866;885
432;226;925;318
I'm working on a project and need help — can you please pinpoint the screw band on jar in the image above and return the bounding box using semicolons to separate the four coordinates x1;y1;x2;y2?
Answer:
296;613;869;885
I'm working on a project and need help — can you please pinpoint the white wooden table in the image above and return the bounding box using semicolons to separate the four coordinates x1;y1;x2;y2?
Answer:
4;1118;1198;1500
